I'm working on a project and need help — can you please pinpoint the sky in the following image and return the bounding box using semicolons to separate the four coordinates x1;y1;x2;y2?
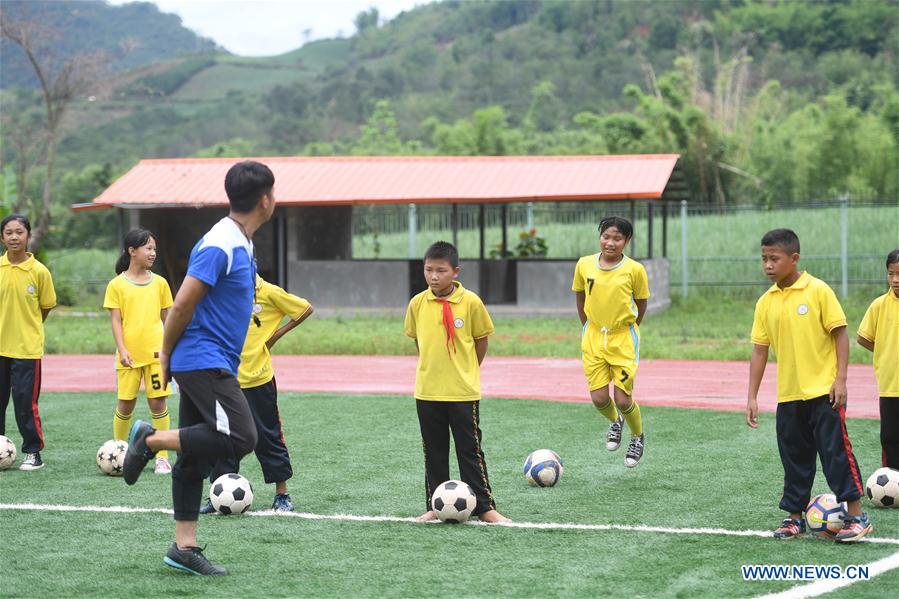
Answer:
108;0;426;57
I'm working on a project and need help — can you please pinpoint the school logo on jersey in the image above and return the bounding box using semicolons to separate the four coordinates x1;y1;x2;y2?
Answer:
797;304;809;315
454;318;464;329
253;304;263;314
26;284;35;295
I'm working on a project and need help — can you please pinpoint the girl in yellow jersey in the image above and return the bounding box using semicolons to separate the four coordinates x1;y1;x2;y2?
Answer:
0;214;56;471
572;217;650;467
103;229;174;474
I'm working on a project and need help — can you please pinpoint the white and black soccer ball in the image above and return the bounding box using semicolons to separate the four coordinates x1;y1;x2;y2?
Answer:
0;435;16;470
431;479;476;524
523;448;564;487
96;439;127;476
866;467;899;508
210;473;254;515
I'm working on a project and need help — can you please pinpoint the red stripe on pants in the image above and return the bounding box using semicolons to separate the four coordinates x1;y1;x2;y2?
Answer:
838;405;864;495
31;359;44;450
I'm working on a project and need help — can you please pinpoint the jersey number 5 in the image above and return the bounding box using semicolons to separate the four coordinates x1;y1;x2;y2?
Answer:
150;373;162;391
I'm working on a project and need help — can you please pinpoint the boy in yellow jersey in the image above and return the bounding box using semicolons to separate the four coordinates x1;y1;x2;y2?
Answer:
572;217;649;468
0;214;56;471
104;229;174;474
405;241;509;523
746;228;870;543
857;249;899;470
200;274;313;513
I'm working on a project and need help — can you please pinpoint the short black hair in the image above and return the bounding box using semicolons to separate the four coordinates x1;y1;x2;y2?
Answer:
887;249;899;268
598;216;633;240
424;241;459;268
224;160;275;213
1;214;31;234
761;228;800;255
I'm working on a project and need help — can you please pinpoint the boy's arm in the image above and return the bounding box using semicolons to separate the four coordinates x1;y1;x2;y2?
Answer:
475;336;489;365
159;275;209;384
575;291;587;326
635;299;648;326
160;308;169;324
109;308;133;367
830;326;849;408
267;305;314;350
41;307;53;322
857;335;874;352
746;343;768;428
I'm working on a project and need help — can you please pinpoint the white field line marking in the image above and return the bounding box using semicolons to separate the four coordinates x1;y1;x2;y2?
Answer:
756;549;899;599
2;502;899;548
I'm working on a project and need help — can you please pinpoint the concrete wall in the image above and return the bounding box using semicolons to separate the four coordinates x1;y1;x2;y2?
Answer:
288;261;410;307
517;258;671;313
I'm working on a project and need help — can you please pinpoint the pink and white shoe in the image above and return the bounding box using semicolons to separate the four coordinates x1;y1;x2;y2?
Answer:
154;457;172;474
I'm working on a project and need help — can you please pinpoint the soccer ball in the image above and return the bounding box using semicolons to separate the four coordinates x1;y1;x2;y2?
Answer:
96;440;127;476
866;467;899;508
431;480;476;524
523;449;564;487
0;435;16;470
805;493;847;538
210;473;254;515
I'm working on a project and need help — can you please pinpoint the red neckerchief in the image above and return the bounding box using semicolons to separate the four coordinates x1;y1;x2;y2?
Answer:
434;291;457;357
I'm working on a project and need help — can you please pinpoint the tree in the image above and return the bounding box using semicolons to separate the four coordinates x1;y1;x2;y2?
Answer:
1;4;110;251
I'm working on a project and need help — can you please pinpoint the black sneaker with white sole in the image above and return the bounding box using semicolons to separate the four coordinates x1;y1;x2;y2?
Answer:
199;500;216;515
624;434;645;468
123;420;156;485
19;452;44;471
164;544;227;576
606;414;624;451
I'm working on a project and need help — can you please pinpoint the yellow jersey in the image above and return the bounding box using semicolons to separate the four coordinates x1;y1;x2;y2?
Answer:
0;253;57;359
751;272;847;402
572;254;650;330
238;276;311;389
858;290;899;396
103;272;173;369
404;281;494;401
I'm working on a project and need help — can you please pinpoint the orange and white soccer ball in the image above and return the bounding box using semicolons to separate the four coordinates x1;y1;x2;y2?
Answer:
805;493;847;538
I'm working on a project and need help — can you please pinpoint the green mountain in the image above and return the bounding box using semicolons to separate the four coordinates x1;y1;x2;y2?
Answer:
0;0;220;89
3;0;898;239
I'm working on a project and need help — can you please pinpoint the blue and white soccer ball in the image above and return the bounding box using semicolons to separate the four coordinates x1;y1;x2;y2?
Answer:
523;449;564;487
0;435;16;470
210;473;254;515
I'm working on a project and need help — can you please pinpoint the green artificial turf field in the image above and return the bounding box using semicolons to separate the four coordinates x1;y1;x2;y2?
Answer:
2;392;897;597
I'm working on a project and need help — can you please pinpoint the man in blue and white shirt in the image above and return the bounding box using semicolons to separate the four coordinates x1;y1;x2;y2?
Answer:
123;160;276;576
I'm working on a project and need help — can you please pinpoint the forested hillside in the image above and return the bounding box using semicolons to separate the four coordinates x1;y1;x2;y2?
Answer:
1;0;897;250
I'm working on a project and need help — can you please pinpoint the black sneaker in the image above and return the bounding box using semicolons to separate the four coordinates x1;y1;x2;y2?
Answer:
606;414;624;451
163;544;227;576
19;452;44;471
624;434;645;468
123;420;156;485
199;500;216;515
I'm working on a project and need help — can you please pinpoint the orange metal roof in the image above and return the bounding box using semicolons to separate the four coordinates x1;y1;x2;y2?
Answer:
81;155;679;210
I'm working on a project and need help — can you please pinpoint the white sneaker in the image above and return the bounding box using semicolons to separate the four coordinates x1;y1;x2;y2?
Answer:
154;457;172;474
20;452;44;471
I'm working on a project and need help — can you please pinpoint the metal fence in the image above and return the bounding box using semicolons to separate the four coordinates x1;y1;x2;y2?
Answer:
352;199;899;294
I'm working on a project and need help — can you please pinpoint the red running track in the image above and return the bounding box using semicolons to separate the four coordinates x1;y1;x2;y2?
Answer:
40;355;881;419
